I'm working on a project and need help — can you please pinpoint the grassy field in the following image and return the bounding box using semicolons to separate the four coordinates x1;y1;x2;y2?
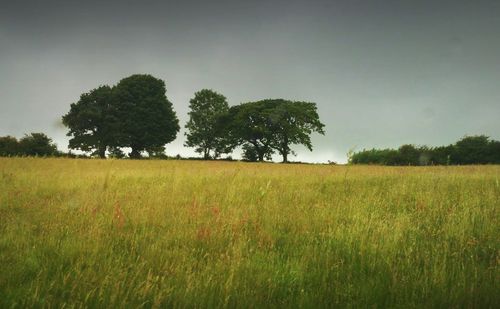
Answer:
0;158;498;308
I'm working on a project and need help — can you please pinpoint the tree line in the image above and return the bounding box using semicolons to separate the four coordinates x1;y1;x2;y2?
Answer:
60;74;325;162
2;73;499;164
349;135;500;165
0;74;325;162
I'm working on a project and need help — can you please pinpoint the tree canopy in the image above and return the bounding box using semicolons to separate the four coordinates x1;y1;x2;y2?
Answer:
454;135;493;164
266;100;325;162
114;74;180;158
185;89;233;159
221;99;325;162
62;85;116;158
62;74;180;158
222;101;276;162
18;133;59;156
0;133;59;157
0;136;20;156
60;74;325;161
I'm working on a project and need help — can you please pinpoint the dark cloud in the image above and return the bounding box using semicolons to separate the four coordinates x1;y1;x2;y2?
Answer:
1;0;499;162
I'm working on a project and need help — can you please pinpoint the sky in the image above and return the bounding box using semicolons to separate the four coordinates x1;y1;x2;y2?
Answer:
1;0;499;163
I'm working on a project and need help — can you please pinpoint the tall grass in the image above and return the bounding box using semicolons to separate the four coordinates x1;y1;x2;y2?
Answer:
0;158;498;307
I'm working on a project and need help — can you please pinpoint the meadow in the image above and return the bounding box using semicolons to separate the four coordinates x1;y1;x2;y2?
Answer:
0;158;498;308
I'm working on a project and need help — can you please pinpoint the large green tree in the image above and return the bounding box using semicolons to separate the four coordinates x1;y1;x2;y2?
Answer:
185;89;233;159
223;99;325;162
266;100;325;162
62;85;116;158
114;74;179;158
222;101;276;162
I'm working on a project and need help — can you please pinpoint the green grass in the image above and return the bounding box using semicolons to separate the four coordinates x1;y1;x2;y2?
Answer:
0;158;499;308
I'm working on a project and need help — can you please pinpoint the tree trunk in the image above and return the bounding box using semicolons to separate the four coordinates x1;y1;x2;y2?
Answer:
282;151;288;163
282;136;289;163
98;146;106;159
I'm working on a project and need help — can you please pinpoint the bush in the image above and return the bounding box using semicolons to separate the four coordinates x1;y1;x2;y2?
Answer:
18;133;58;157
0;136;19;156
0;133;59;157
349;135;500;165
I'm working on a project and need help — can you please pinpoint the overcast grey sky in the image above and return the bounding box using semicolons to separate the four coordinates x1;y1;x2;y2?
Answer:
1;0;499;162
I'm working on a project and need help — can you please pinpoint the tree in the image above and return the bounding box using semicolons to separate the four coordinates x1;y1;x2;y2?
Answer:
396;144;421;165
266;100;325;163
222;101;276;162
428;145;453;165
221;99;324;162
488;140;500;164
62;85;116;158
185;89;233;159
18;133;58;156
114;74;179;158
453;135;490;164
241;143;273;162
349;148;403;165
0;136;19;156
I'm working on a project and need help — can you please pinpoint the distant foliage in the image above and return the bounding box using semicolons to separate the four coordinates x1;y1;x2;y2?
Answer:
0;133;58;157
349;135;500;165
185;89;233;159
220;99;325;162
453;135;499;164
241;143;272;162
60;74;324;161
55;73;496;164
0;136;19;156
266;100;325;163
61;74;180;159
114;74;180;158
221;101;276;162
62;85;116;158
